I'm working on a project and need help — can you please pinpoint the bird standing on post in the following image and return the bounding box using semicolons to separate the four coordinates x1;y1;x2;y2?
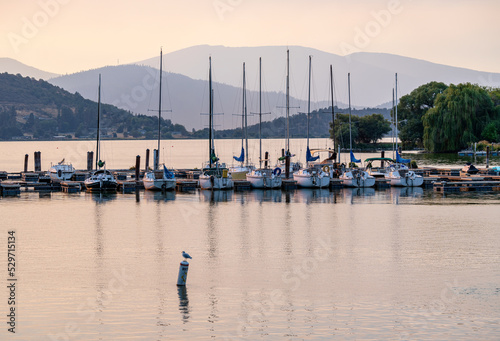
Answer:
182;251;192;260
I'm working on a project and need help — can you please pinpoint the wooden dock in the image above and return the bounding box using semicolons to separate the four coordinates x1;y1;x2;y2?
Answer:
175;179;198;192
117;180;136;193
0;182;21;196
434;180;500;193
61;181;82;193
282;179;297;190
234;180;251;191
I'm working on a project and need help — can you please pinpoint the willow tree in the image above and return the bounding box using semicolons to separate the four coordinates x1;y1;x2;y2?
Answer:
422;83;496;152
397;81;448;148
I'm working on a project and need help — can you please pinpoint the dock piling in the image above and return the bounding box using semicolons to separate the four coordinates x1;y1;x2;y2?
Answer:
87;151;94;171
135;155;141;186
145;149;150;171
24;154;29;172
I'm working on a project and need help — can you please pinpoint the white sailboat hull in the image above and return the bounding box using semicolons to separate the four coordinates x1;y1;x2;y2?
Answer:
199;175;234;190
340;171;376;188
143;177;176;191
49;164;75;183
293;171;330;188
386;169;423;187
246;172;282;189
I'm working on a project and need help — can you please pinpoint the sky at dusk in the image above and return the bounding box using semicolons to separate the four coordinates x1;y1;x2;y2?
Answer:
1;0;499;75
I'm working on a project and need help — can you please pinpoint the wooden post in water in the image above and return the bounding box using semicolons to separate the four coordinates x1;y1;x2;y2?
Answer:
153;149;159;171
135;155;141;184
145;149;150;171
285;155;290;179
486;146;490;168
381;150;385;168
24;154;29;172
87;151;94;171
34;151;41;172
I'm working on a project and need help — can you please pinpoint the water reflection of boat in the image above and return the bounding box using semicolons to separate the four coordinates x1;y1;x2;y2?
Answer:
86;191;117;203
248;189;282;203
144;190;176;202
391;186;424;198
200;189;233;202
343;187;376;202
294;188;332;204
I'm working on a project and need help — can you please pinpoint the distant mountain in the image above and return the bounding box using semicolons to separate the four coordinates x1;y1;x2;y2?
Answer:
49;64;332;130
0;58;59;80
134;45;500;108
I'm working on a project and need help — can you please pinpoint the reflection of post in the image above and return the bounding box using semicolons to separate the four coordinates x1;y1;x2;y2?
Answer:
177;286;190;323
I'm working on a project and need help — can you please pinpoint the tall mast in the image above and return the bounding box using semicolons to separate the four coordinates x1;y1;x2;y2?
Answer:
348;72;352;151
395;73;398;159
307;55;311;150
259;57;262;169
244;63;248;167
330;65;336;158
392;88;395;159
209;57;213;168
156;48;163;170
306;55;312;167
286;49;290;153
240;63;245;154
96;73;101;169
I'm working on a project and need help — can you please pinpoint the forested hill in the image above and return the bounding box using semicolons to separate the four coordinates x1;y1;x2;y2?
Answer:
196;107;391;139
0;72;189;140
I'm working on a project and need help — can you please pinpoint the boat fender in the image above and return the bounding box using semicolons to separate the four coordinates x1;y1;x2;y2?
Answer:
210;175;214;185
57;169;62;178
322;165;330;173
161;183;166;191
273;167;282;176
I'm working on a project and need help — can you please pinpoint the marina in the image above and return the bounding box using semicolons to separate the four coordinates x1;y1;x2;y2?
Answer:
1;140;499;340
0;145;500;195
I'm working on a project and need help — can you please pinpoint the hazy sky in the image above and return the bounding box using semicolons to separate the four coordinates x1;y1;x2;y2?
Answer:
1;0;499;74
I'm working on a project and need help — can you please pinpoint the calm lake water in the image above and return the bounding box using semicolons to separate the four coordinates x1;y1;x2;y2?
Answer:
1;140;499;340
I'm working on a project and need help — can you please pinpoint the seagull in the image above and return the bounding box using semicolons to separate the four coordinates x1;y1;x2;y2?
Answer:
182;251;192;260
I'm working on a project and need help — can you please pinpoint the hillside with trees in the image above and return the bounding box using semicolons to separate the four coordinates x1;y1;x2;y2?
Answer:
0;73;189;140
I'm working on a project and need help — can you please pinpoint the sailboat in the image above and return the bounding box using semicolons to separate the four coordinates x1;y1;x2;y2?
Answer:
49;158;75;183
84;74;118;192
339;73;375;188
143;48;176;191
385;73;423;187
246;57;282;189
277;49;302;176
198;57;234;190
293;55;330;188
229;62;254;180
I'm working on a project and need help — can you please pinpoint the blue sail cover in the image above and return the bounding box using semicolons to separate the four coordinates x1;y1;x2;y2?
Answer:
350;150;361;163
233;147;245;162
163;165;175;179
306;146;319;162
396;151;411;163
